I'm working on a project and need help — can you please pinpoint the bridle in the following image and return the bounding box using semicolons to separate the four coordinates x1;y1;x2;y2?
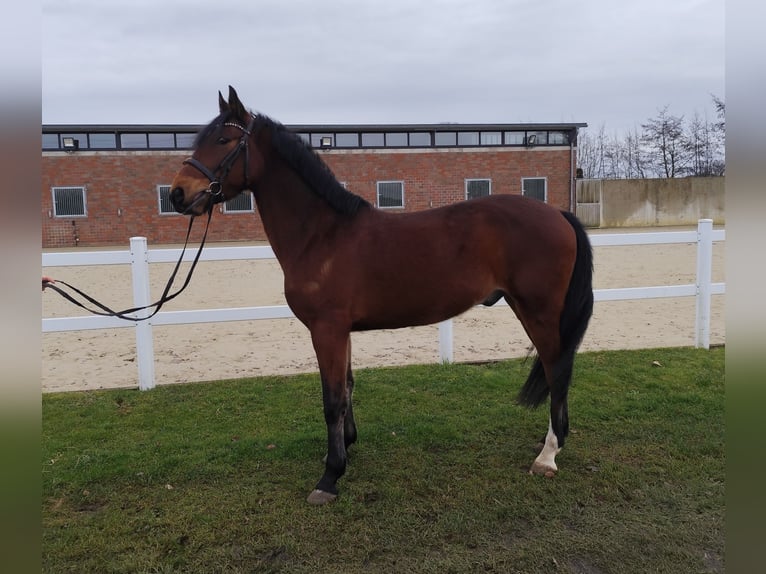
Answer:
43;113;260;322
181;113;258;208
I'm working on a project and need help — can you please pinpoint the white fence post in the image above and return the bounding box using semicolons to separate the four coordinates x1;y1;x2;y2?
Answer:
130;237;155;390
438;319;454;363
695;219;713;349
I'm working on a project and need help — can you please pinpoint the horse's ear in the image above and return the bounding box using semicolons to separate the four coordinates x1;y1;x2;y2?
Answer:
218;90;228;113
227;85;248;121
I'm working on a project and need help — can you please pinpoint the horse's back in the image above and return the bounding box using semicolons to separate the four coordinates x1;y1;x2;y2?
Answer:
328;194;579;330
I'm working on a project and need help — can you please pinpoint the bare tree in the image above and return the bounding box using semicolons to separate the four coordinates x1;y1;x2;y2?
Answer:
641;106;688;178
624;126;647;179
711;94;725;175
685;111;713;176
576;124;608;179
576;96;724;179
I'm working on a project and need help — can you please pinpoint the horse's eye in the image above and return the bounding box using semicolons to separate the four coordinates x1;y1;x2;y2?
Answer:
217;137;231;145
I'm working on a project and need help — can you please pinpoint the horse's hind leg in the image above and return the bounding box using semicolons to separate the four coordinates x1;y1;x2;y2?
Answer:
509;297;571;476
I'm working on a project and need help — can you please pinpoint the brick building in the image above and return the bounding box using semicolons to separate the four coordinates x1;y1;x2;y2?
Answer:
42;122;585;248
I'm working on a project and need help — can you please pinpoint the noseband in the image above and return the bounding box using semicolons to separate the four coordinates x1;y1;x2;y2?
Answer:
183;113;258;204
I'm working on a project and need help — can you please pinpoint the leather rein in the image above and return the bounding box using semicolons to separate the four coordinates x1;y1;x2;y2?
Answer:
44;114;257;322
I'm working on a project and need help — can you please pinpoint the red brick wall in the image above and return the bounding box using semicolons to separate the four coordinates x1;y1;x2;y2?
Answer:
42;147;573;248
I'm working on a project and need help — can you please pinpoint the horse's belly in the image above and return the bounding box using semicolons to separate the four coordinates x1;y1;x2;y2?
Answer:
350;287;484;331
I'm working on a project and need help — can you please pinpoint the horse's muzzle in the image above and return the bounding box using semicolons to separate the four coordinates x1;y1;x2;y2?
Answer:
169;186;207;215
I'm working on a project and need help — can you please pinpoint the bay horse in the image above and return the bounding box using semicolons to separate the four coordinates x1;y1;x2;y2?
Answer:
170;86;593;505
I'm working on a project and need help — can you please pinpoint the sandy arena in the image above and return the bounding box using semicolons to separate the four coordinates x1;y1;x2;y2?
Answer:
42;227;725;393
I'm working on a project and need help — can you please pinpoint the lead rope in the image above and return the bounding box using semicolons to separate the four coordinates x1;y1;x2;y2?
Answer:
43;208;213;322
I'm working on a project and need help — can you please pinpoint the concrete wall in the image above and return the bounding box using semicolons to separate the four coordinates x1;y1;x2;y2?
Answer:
576;176;724;227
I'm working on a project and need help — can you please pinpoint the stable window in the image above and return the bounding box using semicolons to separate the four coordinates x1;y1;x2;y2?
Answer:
434;132;457;146
480;132;502;145
548;131;570;145
376;181;404;208
52;186;87;217
334;133;359;148
223;192;254;213
89;133;117;149
175;133;196;148
157;185;177;215
148;133;176;148
408;132;431;146
361;133;385;147
522;177;547;202
385;133;408;147
457;132;479;146
504;131;526;145
120;133;148;148
42;134;59;149
466;179;491;200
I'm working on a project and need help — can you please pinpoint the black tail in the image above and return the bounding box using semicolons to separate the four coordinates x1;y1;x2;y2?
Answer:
517;211;594;410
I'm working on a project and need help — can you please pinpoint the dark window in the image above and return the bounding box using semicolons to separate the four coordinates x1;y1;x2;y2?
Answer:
52;186;86;217
466;179;491;200
522;177;547;202
157;185;176;214
223;192;254;213
377;181;404;208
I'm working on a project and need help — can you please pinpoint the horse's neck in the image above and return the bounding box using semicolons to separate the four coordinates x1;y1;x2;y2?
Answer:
253;163;337;264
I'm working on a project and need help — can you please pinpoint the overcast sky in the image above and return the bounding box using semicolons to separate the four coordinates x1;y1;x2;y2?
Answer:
41;0;724;135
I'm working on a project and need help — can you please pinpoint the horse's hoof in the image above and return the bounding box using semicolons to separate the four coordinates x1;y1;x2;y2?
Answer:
529;461;557;478
307;489;337;505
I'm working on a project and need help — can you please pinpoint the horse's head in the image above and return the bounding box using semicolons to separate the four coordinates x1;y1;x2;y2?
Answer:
170;86;262;215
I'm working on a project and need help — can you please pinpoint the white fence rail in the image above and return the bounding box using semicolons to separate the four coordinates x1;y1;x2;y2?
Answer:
43;219;725;391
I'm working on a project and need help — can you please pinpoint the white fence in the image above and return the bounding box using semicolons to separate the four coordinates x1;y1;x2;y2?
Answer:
43;219;725;391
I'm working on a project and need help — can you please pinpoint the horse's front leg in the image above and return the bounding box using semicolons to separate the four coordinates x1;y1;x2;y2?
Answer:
344;339;357;450
307;324;351;505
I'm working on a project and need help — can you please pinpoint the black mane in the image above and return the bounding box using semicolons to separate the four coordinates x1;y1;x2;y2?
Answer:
259;115;372;216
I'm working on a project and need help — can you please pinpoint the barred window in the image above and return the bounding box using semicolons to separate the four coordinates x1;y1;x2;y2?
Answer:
522;177;547;202
466;179;491;200
52;186;86;217
223;192;254;213
157;185;177;215
376;181;404;209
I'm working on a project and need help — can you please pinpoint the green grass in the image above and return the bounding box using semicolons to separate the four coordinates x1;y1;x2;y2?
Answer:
42;347;724;573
